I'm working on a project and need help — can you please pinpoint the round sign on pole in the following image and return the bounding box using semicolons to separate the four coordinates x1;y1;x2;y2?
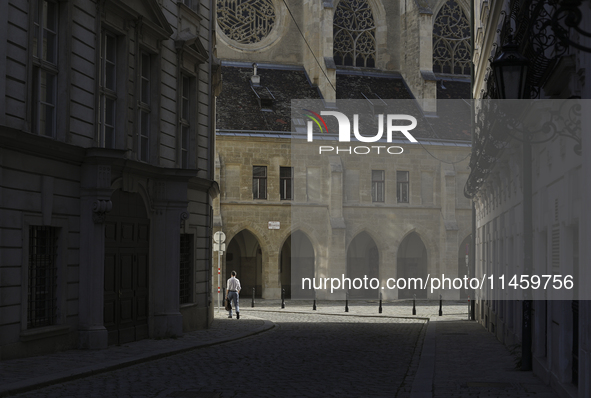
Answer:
213;231;226;243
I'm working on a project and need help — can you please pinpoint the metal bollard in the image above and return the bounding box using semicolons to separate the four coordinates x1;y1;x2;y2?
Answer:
281;288;285;309
439;294;443;316
251;287;255;308
412;294;416;315
379;292;382;314
345;292;349;312
313;289;317;311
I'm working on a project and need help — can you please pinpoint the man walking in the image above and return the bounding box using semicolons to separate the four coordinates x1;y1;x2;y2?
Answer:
226;271;241;319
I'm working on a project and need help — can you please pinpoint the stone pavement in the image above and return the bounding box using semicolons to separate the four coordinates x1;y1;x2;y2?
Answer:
0;316;273;397
0;299;559;397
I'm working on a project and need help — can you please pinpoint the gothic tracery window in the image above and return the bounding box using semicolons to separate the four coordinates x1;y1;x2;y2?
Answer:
333;0;376;68
217;0;276;45
433;0;471;75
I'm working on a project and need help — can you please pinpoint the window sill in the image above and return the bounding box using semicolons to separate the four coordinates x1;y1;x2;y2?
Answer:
20;324;71;342
180;302;198;309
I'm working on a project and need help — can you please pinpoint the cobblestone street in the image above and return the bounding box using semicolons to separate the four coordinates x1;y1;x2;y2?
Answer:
3;301;559;398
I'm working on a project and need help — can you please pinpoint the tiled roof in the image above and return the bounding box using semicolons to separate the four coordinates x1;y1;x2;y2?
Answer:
336;72;414;100
216;65;471;141
436;79;471;99
216;65;321;132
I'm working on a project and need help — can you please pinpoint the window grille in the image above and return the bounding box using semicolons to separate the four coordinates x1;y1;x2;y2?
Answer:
180;234;193;304
433;0;471;75
28;226;58;328
333;0;376;67
217;0;276;44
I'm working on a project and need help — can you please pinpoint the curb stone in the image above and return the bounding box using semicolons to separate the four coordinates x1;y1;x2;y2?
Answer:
0;319;274;398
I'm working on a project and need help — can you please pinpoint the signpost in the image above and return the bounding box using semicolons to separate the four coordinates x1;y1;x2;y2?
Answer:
213;231;226;313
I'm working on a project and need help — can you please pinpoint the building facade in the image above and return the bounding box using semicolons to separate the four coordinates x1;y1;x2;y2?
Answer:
470;0;590;396
0;0;217;359
212;0;473;300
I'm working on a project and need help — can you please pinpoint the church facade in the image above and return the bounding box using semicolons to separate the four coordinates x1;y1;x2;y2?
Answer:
212;0;474;300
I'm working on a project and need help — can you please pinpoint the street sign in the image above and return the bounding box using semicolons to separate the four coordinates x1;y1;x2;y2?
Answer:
213;243;226;252
214;231;226;243
268;221;280;229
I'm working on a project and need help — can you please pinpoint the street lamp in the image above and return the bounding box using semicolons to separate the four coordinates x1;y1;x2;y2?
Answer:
491;37;530;99
490;36;533;372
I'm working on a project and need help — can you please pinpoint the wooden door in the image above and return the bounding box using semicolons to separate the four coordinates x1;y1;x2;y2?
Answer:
104;191;149;345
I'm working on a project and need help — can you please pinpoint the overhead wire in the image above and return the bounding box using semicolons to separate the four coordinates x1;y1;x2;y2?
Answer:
282;0;337;94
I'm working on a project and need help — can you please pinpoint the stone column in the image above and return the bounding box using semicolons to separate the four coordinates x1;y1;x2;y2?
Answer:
78;164;112;349
326;156;346;300
263;249;281;299
151;180;186;338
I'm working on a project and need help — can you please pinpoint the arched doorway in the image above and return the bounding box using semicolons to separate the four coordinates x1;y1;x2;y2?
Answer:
347;232;379;299
458;235;471;299
397;232;428;299
104;190;150;345
281;230;315;299
226;230;262;298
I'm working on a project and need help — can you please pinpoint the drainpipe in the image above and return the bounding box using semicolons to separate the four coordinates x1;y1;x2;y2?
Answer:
469;0;476;321
522;133;533;370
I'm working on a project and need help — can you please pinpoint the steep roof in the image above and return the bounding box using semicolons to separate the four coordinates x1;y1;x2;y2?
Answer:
216;64;471;141
216;65;321;132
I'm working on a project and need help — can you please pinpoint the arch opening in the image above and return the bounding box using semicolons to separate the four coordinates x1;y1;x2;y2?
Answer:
226;229;262;298
281;230;315;299
397;232;428;299
347;231;379;299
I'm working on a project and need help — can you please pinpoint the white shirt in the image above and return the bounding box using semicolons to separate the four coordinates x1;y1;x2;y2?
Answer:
227;276;241;292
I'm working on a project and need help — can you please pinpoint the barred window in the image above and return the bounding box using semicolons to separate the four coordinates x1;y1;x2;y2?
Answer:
253;166;267;199
28;226;58;328
397;171;409;203
333;0;376;68
280;167;293;200
371;170;384;202
180;234;193;304
433;0;471;75
32;0;58;137
217;0;276;44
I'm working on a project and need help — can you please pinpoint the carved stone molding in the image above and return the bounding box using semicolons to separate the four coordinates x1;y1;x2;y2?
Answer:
180;211;190;229
92;199;113;224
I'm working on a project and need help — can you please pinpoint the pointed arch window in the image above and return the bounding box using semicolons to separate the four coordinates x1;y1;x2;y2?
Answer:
333;0;376;68
433;0;471;75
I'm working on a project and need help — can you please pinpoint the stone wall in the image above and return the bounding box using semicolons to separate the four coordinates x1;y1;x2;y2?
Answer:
214;134;472;300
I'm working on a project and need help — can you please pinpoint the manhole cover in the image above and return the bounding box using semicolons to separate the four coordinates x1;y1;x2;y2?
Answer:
441;333;468;335
167;392;220;398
